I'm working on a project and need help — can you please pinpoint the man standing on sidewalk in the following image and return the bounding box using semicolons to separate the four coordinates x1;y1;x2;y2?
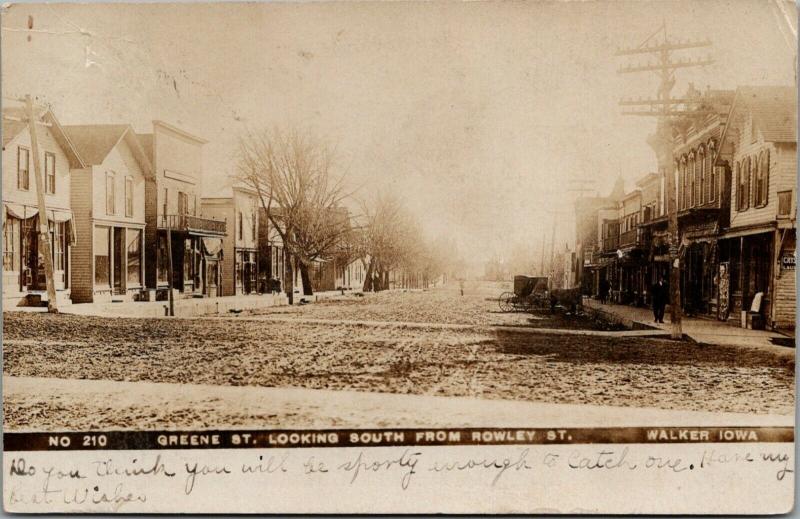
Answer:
651;277;667;323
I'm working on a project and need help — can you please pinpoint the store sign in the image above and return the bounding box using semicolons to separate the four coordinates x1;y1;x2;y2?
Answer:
780;252;796;270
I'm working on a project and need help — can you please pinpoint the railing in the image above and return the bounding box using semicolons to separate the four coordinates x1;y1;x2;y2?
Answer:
160;214;227;235
602;235;619;253
619;229;639;247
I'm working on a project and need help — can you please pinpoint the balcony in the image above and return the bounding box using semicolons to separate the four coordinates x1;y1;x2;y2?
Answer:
619;228;642;247
160;214;227;236
602;235;619;253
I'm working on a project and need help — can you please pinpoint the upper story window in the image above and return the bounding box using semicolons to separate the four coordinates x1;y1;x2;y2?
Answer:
162;187;168;216
106;171;116;215
17;147;30;191
687;153;696;208
178;191;189;215
125;176;134;217
708;141;717;202
697;147;705;205
44;152;56;194
754;150;770;208
736;157;750;211
238;211;244;240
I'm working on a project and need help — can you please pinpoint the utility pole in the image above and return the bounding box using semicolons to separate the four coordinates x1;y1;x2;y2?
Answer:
25;95;59;312
615;22;713;339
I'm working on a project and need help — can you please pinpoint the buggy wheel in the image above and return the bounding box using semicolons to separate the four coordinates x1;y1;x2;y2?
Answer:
498;292;515;312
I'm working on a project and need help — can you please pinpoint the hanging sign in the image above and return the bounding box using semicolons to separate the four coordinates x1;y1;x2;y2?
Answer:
780;252;795;270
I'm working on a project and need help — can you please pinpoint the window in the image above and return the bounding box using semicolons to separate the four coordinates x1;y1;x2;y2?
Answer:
106;172;116;215
3;217;19;271
125;176;134;217
740;157;751;210
50;221;65;271
688;154;695;208
17;147;30;190
94;226;110;286
178;191;189;215
157;234;169;283
754;150;769;208
162;187;169;217
238;211;243;240
704;145;713;203
778;191;793;217
126;229;142;285
45;152;56;194
698;148;705;205
251;210;256;239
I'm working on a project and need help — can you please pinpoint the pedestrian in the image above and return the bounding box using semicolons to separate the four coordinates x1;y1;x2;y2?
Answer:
459;278;464;297
598;278;610;304
651;277;667;323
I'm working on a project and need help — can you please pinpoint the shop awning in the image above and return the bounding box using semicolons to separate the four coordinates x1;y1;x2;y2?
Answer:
202;237;224;257
5;202;37;220
719;223;776;240
47;209;77;245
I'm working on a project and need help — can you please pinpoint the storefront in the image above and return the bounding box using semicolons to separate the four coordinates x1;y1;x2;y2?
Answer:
91;223;144;301
718;225;794;330
3;203;74;304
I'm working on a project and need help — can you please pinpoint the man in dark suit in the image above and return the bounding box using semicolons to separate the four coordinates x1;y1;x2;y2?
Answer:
651;277;667;323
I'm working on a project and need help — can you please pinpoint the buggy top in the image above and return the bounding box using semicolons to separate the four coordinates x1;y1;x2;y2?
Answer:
513;275;549;297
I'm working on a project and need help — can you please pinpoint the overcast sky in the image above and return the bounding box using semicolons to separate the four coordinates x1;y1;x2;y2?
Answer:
2;1;796;264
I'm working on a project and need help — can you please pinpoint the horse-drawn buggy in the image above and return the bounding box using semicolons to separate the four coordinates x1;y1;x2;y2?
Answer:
498;275;550;313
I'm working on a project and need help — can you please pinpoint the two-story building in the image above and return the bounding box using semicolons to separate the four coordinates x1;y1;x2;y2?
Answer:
2;105;84;307
201;185;260;296
573;177;624;297
716;86;796;330
258;207;287;293
64;124;151;303
635;171;669;299
671;88;735;318
138;121;226;299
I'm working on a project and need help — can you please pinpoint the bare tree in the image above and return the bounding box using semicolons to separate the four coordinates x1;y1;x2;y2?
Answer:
356;192;419;292
236;128;352;298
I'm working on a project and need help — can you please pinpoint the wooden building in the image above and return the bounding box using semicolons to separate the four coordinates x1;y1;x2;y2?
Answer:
2;105;84;307
716;86;796;330
138;121;226;299
202;185;260;296
64;124;151;303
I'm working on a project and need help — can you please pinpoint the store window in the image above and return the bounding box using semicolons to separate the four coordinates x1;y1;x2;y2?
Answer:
3;217;19;271
51;221;65;272
127;229;142;285
94;226;110;286
157;234;169;284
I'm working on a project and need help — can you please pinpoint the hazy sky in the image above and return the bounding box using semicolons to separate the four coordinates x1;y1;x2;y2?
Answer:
2;1;796;264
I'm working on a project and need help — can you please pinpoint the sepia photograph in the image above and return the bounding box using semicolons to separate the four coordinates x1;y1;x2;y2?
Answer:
1;0;796;514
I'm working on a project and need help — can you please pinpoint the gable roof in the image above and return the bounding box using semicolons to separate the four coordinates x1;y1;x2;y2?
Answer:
718;86;797;153
63;124;152;177
738;86;796;143
2;106;86;168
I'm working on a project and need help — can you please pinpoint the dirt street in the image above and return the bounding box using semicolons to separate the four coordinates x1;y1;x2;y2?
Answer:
3;286;794;429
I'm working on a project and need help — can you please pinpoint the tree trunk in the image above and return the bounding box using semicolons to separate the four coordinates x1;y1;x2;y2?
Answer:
299;261;314;295
285;253;294;305
363;259;374;292
383;270;390;291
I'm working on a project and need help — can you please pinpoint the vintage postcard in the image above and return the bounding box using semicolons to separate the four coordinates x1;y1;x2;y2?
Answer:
1;0;796;514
